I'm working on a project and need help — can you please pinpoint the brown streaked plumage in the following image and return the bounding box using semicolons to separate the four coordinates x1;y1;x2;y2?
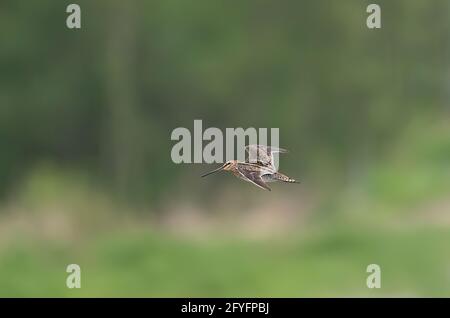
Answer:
201;145;298;191
245;144;288;170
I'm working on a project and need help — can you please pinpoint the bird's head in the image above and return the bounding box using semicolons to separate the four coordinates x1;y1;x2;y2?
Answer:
201;160;236;177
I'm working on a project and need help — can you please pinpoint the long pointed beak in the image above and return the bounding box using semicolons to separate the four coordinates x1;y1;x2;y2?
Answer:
201;165;225;177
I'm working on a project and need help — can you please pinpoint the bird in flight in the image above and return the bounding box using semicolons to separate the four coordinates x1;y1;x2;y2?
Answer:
201;145;298;191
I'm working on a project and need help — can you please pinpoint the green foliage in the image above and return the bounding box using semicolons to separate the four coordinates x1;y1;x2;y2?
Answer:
1;227;449;297
1;0;449;202
0;0;449;297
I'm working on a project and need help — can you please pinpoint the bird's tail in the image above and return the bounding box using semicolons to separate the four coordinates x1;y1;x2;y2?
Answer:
272;172;299;183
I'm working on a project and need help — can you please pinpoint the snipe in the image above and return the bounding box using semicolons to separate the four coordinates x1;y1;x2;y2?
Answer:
201;145;298;191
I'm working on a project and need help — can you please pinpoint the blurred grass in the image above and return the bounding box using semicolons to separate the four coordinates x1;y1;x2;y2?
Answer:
1;226;450;297
0;118;449;297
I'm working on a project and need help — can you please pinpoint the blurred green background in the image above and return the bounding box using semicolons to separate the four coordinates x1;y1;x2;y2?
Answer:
0;0;449;297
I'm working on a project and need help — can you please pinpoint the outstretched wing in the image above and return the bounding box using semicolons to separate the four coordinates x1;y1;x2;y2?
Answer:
245;145;288;169
236;164;271;191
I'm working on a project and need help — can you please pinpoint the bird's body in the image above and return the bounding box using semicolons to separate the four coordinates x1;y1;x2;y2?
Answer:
201;145;298;191
263;172;298;184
